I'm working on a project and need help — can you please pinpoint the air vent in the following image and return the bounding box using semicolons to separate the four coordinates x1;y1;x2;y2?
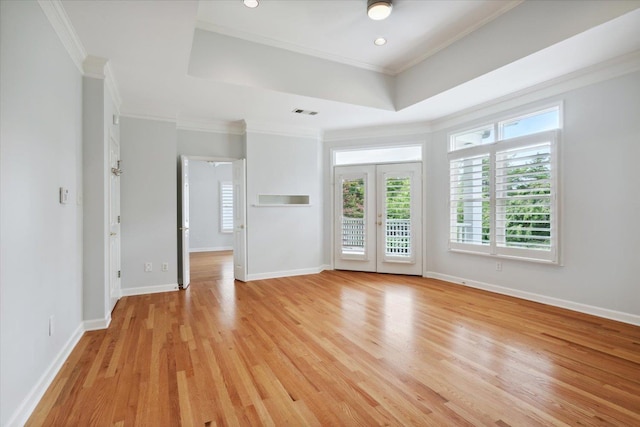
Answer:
292;109;318;116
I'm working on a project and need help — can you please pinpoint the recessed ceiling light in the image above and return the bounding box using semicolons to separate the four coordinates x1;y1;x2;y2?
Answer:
243;0;259;8
374;37;387;46
367;0;392;20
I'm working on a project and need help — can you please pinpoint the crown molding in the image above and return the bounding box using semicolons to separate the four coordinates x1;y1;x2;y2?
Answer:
195;21;393;76
245;121;321;140
177;118;246;135
38;0;86;73
431;49;640;132
392;0;523;75
323;121;431;142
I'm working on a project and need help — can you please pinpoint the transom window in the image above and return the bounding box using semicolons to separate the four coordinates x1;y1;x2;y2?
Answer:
448;105;561;263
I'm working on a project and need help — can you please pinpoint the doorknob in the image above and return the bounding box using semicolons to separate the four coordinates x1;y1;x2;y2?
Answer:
110;232;117;236
377;221;382;226
239;224;245;229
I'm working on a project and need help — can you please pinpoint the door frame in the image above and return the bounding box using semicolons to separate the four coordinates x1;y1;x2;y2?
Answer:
330;143;427;276
177;155;245;285
333;161;423;275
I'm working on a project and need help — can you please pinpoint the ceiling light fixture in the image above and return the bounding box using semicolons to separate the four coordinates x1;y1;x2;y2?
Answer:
243;0;259;8
374;37;387;46
367;0;392;20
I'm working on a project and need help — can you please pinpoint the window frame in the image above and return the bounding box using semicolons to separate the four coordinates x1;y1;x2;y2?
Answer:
448;106;561;264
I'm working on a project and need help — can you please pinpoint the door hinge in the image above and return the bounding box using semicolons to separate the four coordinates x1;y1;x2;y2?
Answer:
117;215;121;224
117;270;121;278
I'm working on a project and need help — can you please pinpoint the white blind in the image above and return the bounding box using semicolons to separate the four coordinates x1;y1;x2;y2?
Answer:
220;182;233;233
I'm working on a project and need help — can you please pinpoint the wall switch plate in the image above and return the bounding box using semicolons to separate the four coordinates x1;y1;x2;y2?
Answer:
144;262;152;272
161;262;169;272
496;262;502;271
59;187;69;204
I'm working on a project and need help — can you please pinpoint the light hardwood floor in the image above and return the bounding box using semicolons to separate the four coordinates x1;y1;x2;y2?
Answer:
27;251;640;426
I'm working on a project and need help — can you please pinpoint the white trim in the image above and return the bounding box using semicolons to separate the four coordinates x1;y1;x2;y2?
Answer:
246;266;326;281
425;271;640;327
38;0;86;73
431;50;640;132
189;246;233;253
104;62;122;114
177;118;246;135
5;324;85;427
83;315;112;332
324;122;431;142
394;0;523;75
245;121;321;139
119;113;178;124
120;283;179;297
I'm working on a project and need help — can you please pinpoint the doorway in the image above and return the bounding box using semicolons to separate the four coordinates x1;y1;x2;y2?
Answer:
178;156;246;288
334;162;422;275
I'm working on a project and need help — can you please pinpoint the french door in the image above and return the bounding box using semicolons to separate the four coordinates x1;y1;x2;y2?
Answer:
334;162;422;275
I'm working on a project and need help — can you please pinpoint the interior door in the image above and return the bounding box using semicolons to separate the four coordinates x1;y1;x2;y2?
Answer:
334;162;422;275
179;155;190;289
108;134;121;310
232;159;247;281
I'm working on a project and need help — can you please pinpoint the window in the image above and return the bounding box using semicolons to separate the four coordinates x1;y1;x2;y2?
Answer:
220;181;233;233
334;145;422;166
449;106;560;263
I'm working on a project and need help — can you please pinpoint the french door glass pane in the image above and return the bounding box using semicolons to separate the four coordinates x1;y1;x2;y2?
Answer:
385;176;411;257
341;177;366;255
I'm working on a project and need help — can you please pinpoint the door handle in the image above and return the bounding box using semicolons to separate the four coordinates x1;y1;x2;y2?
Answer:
179;226;189;231
239;224;245;229
377;221;383;226
110;232;117;236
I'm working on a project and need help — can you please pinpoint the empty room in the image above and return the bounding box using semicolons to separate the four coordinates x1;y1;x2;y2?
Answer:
1;0;639;425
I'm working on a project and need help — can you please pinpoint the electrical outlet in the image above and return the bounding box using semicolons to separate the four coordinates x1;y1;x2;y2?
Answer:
161;262;169;272
49;315;54;336
144;262;153;272
496;262;502;271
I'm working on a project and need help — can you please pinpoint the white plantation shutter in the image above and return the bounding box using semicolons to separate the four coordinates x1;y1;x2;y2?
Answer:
220;181;233;233
449;153;491;253
448;128;558;263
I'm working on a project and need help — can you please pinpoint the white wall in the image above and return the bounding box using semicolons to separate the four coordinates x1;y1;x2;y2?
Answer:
246;132;324;278
426;70;640;320
177;128;244;159
189;161;233;251
120;117;178;293
0;1;84;424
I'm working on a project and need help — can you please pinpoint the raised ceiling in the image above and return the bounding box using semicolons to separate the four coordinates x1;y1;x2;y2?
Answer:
60;0;640;134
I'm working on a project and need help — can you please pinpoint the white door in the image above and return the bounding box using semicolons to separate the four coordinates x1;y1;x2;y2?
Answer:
334;162;422;275
108;134;121;310
232;159;247;282
179;155;190;289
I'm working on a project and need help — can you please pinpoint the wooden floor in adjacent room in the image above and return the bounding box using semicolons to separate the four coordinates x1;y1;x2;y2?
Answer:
28;251;640;426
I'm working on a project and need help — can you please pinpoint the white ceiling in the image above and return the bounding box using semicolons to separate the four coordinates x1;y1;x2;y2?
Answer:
60;0;640;135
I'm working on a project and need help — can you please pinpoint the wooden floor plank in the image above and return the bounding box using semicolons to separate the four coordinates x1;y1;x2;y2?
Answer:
26;250;640;426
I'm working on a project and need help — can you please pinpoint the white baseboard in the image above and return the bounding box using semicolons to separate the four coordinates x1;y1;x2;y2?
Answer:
321;264;333;272
6;323;85;427
120;283;179;297
247;266;326;281
425;271;640;326
83;314;112;332
189;246;233;253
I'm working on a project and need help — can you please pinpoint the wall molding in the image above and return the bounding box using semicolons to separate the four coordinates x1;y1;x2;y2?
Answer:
245;121;321;140
190;246;233;253
324;121;432;142
120;283;179;297
38;0;86;73
247;266;326;281
5;324;85;427
177;118;246;135
425;271;640;327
